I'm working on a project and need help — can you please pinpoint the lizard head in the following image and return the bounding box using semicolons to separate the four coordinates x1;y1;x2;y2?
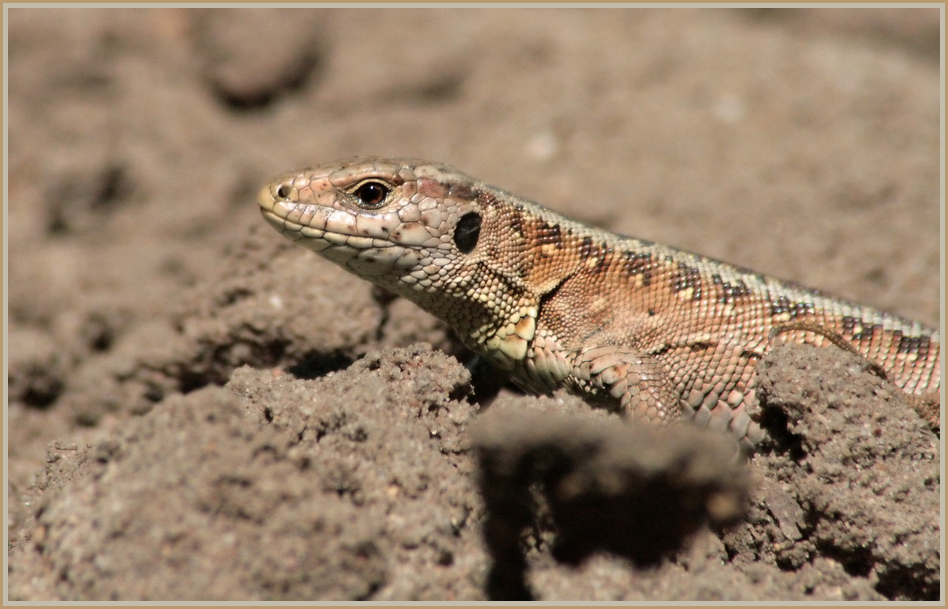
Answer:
258;157;589;369
257;157;523;307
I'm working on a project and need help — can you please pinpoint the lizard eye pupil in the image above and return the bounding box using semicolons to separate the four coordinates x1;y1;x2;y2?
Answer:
454;212;481;254
352;181;390;208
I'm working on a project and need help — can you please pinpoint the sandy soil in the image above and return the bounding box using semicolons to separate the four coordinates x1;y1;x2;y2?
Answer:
6;7;941;601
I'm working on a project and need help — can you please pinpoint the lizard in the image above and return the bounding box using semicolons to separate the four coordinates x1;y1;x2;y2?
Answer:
257;157;941;450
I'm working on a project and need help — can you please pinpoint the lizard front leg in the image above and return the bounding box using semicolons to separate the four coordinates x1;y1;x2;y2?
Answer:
570;346;683;426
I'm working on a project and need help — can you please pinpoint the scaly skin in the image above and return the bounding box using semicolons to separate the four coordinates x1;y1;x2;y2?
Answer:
258;157;941;448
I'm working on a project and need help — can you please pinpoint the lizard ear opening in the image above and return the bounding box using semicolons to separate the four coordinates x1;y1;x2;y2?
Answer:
453;212;482;254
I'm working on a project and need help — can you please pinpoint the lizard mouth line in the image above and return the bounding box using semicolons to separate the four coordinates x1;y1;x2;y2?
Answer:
259;188;372;247
259;207;335;251
260;208;307;234
260;208;396;260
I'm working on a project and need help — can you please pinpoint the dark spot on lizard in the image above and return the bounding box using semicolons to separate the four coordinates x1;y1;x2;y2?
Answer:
578;238;610;274
770;296;814;319
537;223;563;247
579;237;596;262
897;334;931;355
476;191;502;209
841;315;858;333
454;212;482;254
840;318;885;342
622;251;653;286
711;274;752;304
841;315;862;337
730;280;752;299
594;248;612;274
671;263;702;300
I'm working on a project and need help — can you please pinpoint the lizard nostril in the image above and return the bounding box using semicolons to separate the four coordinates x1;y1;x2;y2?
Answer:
275;184;291;199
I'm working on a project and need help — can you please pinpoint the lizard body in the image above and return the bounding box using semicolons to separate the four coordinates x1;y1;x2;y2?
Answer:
258;157;940;448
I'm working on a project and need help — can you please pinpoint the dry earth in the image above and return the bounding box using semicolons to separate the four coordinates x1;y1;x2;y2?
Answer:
5;7;942;601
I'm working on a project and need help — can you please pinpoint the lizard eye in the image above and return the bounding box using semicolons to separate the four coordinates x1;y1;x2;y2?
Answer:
351;180;391;209
454;212;481;254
